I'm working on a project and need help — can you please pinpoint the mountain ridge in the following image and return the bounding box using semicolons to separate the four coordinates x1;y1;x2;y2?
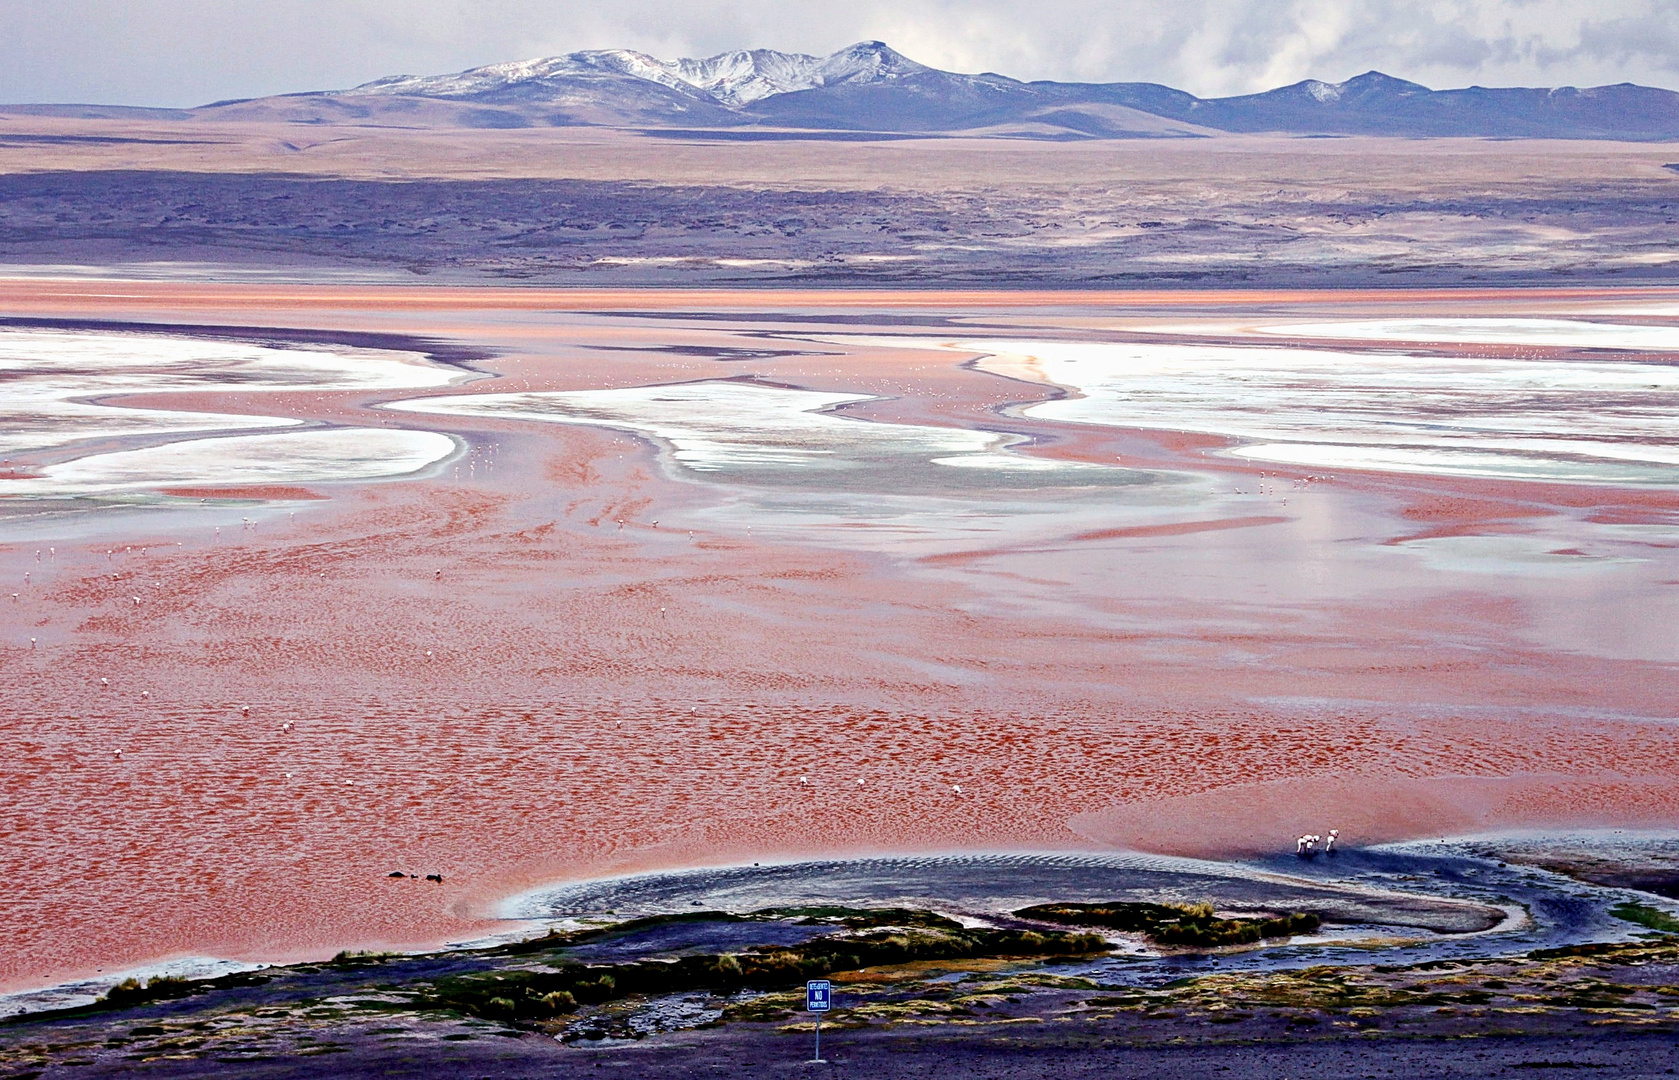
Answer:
12;42;1679;139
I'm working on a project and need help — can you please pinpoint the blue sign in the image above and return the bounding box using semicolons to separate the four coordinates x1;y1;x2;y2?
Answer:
806;979;832;1012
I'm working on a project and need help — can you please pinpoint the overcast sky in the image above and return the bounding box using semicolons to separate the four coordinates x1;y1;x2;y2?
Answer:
3;0;1678;106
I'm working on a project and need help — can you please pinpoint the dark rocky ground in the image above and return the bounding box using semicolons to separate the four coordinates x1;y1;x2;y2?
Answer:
10;910;1679;1080
3;169;1678;286
14;1023;1679;1080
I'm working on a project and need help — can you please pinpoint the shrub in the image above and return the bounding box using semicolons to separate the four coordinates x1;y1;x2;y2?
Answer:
102;975;196;1007
539;990;577;1014
1015;901;1319;948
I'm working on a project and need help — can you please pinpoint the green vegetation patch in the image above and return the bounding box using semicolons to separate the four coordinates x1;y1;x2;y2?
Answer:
420;919;1108;1026
96;972;271;1011
1016;900;1320;948
1610;903;1679;934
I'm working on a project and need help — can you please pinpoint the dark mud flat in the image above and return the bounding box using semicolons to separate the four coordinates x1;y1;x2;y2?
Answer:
1474;835;1679;902
514;853;1508;937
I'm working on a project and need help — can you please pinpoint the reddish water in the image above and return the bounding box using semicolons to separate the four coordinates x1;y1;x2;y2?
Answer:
4;281;1679;992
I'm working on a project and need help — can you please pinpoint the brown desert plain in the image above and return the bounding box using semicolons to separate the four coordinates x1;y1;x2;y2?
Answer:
5;273;1679;998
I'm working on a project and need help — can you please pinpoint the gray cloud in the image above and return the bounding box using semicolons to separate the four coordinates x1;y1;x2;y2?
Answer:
1;0;1676;107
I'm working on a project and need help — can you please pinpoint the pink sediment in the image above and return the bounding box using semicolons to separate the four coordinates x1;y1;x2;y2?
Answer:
3;281;1679;992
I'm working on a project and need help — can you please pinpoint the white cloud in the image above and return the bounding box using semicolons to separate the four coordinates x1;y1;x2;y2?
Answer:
1;0;1676;106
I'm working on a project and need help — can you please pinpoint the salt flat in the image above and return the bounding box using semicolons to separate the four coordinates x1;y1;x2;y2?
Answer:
2;428;459;498
903;332;1679;485
0;326;463;500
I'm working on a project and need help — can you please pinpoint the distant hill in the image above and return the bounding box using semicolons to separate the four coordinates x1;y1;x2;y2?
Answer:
10;42;1679;140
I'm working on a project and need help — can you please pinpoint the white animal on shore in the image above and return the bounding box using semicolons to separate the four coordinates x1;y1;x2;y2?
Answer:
1325;829;1339;853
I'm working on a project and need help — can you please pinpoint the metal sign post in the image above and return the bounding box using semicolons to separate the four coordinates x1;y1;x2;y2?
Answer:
805;979;831;1063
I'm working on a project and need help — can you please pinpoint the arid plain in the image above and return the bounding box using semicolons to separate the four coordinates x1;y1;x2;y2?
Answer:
6;272;1679;999
4;115;1679;285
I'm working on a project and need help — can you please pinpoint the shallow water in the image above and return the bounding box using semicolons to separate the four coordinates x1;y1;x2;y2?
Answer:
387;380;1136;492
6;290;1679;1004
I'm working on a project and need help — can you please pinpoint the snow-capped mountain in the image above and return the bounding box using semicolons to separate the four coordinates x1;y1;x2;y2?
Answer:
346;41;931;109
174;41;1679;140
